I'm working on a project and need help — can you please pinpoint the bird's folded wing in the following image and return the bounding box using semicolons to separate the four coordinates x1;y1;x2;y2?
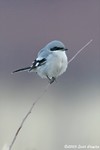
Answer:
29;58;46;71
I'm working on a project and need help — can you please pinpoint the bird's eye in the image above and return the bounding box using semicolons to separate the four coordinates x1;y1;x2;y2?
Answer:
50;46;64;51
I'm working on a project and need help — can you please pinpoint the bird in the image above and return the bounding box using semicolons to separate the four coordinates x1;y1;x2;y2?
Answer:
12;40;68;84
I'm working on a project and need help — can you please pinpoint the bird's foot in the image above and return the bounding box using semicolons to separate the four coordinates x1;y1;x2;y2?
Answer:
46;75;56;84
50;77;56;84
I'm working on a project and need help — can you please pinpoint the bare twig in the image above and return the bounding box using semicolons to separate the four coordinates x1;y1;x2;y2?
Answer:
68;39;93;64
9;83;50;150
8;39;93;150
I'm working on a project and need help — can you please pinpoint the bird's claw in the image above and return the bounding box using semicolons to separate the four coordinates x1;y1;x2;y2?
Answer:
49;77;56;84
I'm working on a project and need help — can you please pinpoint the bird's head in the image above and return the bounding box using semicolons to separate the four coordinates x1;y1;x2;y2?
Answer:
46;40;68;52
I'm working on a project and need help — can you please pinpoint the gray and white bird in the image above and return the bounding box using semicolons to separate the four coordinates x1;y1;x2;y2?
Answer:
13;40;68;84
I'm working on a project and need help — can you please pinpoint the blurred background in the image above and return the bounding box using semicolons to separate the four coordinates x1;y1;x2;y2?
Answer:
0;0;100;150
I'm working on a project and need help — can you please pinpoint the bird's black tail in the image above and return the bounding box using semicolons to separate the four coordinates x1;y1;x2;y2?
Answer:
12;67;31;74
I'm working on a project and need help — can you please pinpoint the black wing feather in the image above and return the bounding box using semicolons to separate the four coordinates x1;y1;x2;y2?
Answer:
29;58;46;72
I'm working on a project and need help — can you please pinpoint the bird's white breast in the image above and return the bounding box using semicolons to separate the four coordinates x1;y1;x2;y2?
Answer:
54;51;68;76
37;51;68;79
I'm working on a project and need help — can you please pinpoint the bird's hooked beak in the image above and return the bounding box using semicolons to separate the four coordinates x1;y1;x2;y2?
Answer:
65;48;68;51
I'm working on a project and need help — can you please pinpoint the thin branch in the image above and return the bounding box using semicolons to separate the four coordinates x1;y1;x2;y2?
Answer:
8;39;93;150
9;83;50;150
68;39;93;64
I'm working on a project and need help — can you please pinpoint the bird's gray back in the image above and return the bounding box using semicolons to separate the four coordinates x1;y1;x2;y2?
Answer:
37;47;51;59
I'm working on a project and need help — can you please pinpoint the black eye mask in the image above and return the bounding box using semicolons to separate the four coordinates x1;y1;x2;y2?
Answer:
50;46;64;51
50;46;68;51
